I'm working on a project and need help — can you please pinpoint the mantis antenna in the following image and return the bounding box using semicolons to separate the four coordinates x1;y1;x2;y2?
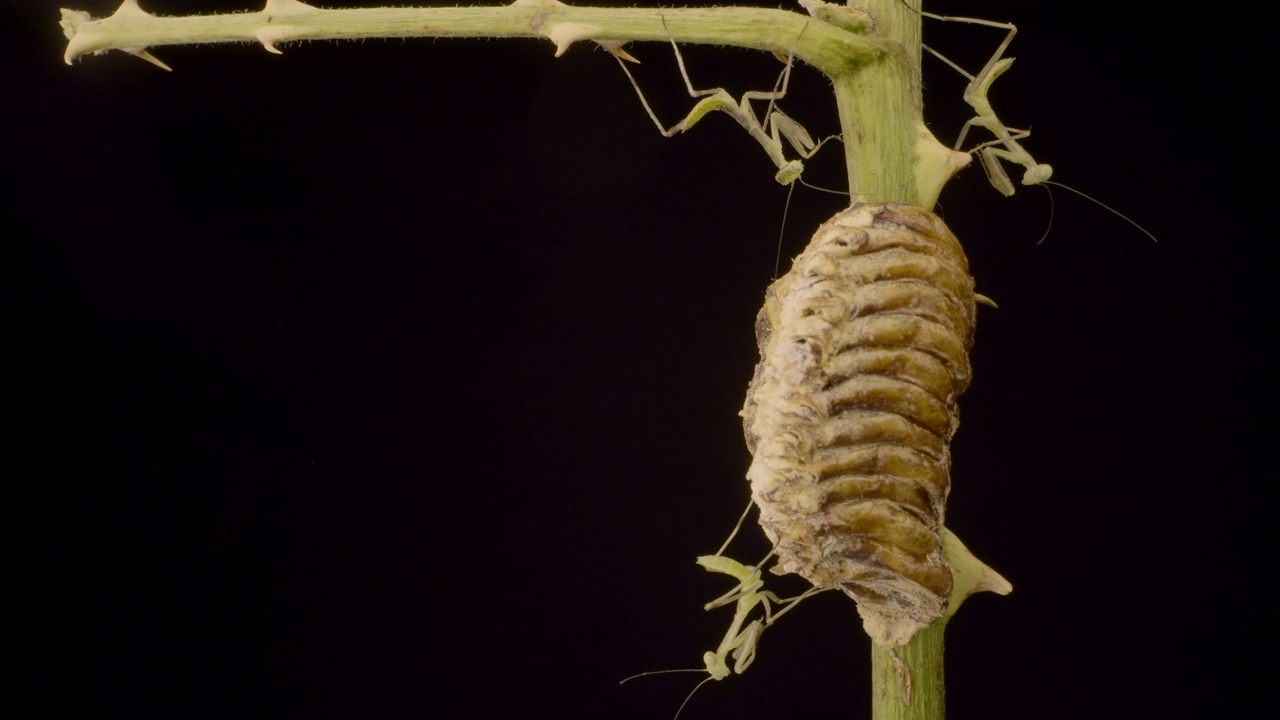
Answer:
903;2;1158;242
614;17;839;187
907;5;1053;196
621;502;830;719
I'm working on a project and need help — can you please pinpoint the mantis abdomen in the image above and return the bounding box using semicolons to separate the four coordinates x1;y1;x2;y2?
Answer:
742;203;976;648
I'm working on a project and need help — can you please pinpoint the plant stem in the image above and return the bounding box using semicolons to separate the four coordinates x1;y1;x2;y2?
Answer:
832;0;963;207
872;624;946;720
844;4;948;718
60;4;980;718
60;1;968;198
61;0;883;76
832;0;915;205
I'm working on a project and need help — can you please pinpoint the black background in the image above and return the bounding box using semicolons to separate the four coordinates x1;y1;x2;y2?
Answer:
8;1;1267;718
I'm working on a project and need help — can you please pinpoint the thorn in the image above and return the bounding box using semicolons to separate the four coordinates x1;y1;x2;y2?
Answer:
124;47;172;71
262;0;318;14
974;293;998;308
544;22;599;57
257;31;282;54
256;26;301;54
596;40;638;64
112;0;150;17
940;527;1012;621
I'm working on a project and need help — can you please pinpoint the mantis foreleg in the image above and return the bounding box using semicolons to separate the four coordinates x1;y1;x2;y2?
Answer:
695;553;825;679
916;7;1053;195
614;18;836;186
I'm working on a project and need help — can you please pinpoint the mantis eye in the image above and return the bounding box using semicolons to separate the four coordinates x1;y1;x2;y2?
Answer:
1022;163;1053;185
703;651;730;681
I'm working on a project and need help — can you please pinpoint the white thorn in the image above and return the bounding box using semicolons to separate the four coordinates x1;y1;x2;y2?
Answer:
124;48;172;71
545;22;600;57
112;0;150;18
262;0;318;14
256;27;300;55
941;527;1012;621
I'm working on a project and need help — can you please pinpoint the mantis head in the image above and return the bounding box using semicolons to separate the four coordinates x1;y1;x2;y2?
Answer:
1021;162;1052;185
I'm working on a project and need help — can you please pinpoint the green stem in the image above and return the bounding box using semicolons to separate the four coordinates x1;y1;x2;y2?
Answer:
833;0;963;207
59;1;967;197
845;5;953;719
872;623;947;720
61;0;882;76
833;0;916;205
59;5;992;719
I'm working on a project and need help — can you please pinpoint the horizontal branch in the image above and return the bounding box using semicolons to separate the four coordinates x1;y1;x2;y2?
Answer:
61;0;887;77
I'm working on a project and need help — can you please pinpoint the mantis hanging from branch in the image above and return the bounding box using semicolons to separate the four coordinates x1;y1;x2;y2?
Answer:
614;17;839;187
621;554;826;719
910;3;1157;241
611;4;1051;203
911;5;1053;196
606;2;1048;199
694;553;825;681
622;504;829;719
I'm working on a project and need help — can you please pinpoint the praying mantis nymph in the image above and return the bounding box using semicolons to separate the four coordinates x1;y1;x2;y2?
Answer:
614;18;838;187
693;553;826;681
622;506;828;719
908;2;1159;242
906;4;1053;197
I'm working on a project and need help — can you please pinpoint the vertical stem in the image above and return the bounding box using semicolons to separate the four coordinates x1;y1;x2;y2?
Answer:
833;2;948;718
835;0;924;206
871;622;946;720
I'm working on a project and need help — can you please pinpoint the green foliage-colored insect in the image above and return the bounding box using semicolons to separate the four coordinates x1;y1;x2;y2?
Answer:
623;508;827;718
912;3;1158;242
910;5;1053;196
694;553;821;680
615;18;837;186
